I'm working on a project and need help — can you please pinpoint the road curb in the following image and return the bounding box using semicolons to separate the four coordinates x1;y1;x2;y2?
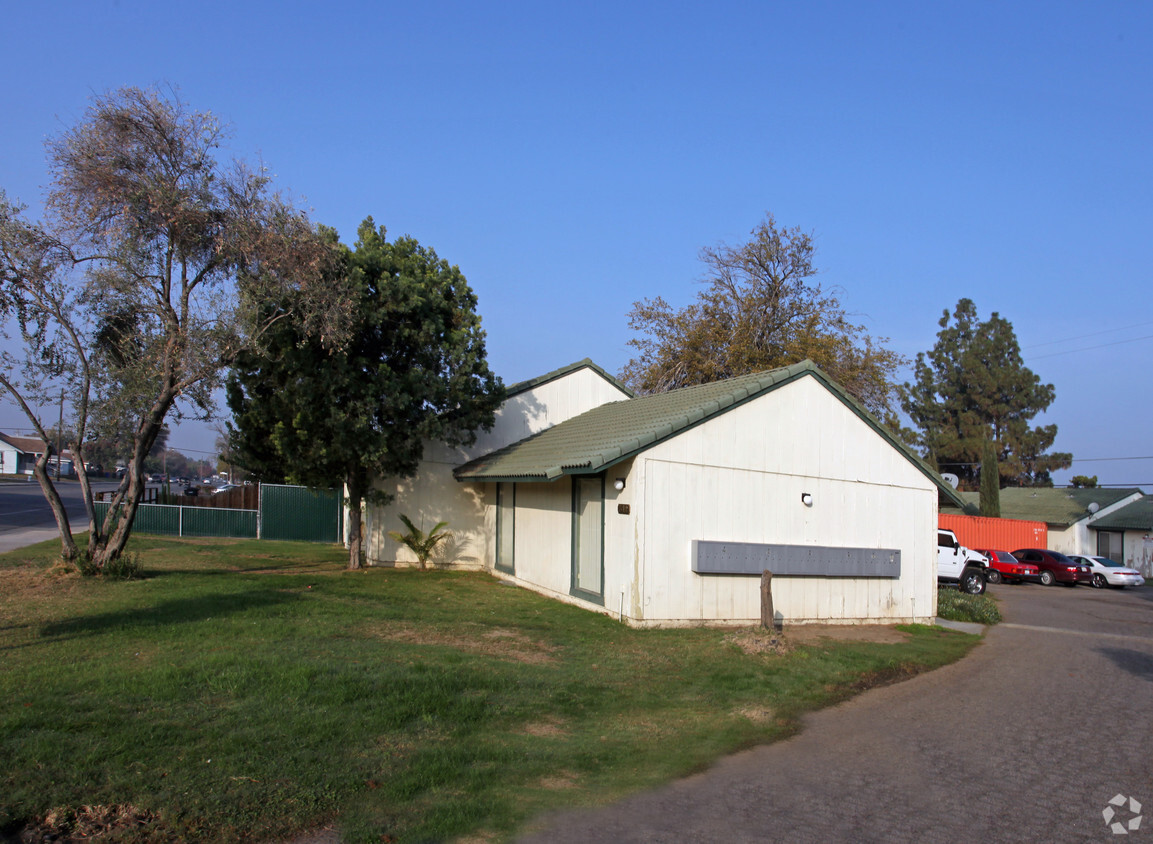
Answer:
934;617;986;635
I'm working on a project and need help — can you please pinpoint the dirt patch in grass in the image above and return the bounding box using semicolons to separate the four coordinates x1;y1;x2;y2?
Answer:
735;705;775;724
829;662;924;697
784;624;911;645
15;803;160;842
723;628;792;655
277;824;341;844
368;622;560;665
536;770;581;790
520;716;569;737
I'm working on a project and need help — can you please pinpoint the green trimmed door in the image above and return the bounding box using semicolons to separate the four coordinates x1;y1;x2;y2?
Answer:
572;476;604;603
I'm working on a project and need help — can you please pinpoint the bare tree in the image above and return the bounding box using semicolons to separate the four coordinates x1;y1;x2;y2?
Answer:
0;87;348;567
0;197;95;559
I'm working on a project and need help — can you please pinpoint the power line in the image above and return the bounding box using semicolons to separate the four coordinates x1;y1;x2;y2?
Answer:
1072;456;1153;463
1025;333;1153;362
1022;320;1153;350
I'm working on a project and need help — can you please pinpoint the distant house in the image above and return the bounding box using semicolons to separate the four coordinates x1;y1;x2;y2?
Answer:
1085;496;1153;577
0;434;20;476
367;359;964;627
0;433;77;476
943;487;1143;557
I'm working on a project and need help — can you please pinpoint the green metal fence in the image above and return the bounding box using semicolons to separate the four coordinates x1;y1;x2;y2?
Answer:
93;501;258;539
259;484;343;542
93;483;341;543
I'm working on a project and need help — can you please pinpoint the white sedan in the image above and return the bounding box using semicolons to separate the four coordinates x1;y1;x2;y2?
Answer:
1068;555;1145;589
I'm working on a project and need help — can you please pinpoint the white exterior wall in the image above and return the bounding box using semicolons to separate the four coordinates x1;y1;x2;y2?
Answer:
623;377;937;626
1045;525;1082;555
366;366;630;567
1121;532;1153;578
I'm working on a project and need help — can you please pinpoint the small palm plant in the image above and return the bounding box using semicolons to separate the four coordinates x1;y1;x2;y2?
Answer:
387;514;452;570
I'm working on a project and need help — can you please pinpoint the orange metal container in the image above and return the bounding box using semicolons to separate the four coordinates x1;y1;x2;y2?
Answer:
938;513;1047;552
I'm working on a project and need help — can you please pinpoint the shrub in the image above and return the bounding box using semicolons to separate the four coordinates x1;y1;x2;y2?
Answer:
76;551;142;580
936;588;1002;625
387;514;451;570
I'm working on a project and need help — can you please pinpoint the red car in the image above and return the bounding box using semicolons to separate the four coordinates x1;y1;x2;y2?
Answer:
976;549;1039;585
1010;548;1093;587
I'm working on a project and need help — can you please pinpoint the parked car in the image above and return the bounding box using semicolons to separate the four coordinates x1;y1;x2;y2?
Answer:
938;529;988;594
214;483;239;494
1010;549;1092;587
183;484;200;496
1067;555;1145;589
976;549;1039;585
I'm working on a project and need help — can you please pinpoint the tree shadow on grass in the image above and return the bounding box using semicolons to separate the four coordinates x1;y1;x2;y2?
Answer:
35;588;303;643
1096;646;1153;682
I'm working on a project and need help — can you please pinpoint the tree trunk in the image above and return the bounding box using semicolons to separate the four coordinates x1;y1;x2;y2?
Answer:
31;450;79;561
347;483;364;570
90;402;170;567
70;441;103;556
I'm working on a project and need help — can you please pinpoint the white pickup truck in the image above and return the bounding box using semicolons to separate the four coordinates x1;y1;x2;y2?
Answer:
937;528;988;594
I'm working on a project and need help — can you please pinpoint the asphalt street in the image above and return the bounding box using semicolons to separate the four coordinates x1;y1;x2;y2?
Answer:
0;479;122;552
520;583;1153;844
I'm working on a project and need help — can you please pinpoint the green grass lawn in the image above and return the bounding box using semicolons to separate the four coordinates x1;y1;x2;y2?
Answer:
0;538;979;843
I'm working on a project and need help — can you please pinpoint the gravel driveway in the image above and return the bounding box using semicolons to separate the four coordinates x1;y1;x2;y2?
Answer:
519;583;1153;843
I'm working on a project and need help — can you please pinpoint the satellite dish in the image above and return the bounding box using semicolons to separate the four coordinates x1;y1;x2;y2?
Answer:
1088;502;1100;514
941;473;960;490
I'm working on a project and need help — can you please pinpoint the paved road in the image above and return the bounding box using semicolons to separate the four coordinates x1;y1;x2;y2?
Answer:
0;479;122;553
520;583;1153;843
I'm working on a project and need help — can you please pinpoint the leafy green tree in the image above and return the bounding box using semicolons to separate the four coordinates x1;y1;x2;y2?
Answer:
979;439;1001;517
900;298;1071;489
0;87;344;567
620;214;907;423
227;218;504;569
1070;475;1098;488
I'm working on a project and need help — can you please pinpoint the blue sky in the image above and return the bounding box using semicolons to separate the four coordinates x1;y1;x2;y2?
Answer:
2;0;1151;487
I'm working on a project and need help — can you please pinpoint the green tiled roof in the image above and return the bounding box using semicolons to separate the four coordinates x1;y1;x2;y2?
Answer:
1090;495;1153;531
506;358;635;399
944;487;1143;527
455;360;966;508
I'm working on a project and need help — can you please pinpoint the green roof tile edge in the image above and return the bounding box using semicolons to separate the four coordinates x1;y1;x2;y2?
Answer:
506;358;636;399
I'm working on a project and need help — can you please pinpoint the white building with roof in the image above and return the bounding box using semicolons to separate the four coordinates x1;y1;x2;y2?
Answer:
367;359;964;626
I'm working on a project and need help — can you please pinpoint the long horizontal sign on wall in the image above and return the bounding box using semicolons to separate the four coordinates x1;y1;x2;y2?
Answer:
691;540;901;578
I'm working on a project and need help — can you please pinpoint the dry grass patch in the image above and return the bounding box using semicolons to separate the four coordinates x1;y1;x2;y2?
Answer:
0;562;84;628
520;716;569;738
784;623;911;645
735;705;775;725
367;621;559;665
723;628;793;655
21;803;160;840
536;771;580;791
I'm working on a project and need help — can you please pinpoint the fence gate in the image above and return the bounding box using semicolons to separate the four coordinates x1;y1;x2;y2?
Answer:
259;484;343;543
